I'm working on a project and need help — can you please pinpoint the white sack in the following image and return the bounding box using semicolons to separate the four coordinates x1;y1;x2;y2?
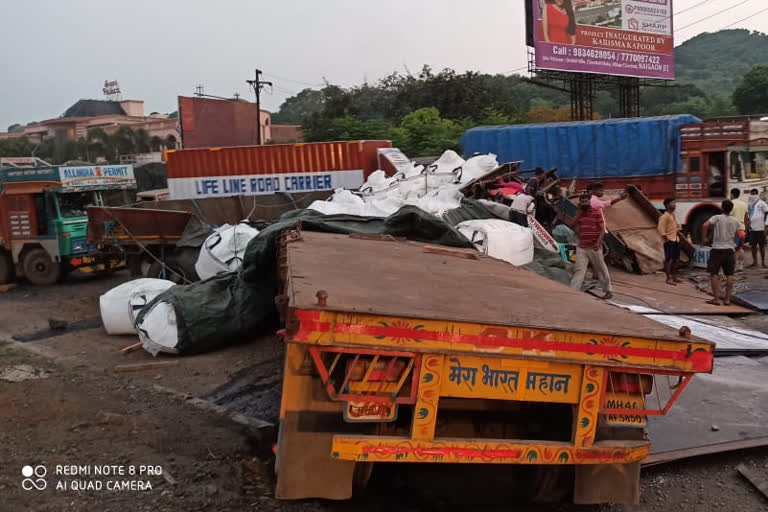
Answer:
136;301;179;356
195;221;260;280
457;219;534;266
100;278;176;335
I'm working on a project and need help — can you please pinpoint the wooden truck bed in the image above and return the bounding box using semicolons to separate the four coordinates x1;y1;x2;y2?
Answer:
285;232;713;373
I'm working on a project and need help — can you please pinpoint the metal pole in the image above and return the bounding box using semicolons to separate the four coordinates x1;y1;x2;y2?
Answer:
247;69;273;145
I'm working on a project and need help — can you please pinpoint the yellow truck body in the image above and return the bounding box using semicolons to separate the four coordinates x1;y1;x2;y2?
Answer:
276;231;714;503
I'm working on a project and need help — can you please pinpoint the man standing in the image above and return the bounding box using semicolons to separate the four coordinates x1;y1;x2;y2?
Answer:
748;188;768;268
558;192;613;300
730;188;749;272
588;183;629;229
658;198;682;286
701;200;742;306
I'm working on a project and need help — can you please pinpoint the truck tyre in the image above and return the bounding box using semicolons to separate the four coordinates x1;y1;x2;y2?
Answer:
687;208;719;245
23;248;62;286
0;249;14;284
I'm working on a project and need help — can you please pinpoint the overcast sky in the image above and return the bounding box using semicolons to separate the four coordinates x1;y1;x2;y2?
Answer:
0;0;765;129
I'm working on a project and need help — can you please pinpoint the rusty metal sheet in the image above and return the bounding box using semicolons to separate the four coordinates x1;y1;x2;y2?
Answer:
647;356;768;456
604;195;664;274
285;232;697;342
607;269;753;315
137;193;332;225
644;437;768;466
87;206;192;244
139;196;244;226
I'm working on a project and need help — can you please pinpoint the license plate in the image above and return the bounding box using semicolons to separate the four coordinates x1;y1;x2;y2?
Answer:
343;401;398;423
604;392;647;427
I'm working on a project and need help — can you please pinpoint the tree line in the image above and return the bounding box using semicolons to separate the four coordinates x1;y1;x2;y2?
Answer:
272;64;768;157
0;126;177;164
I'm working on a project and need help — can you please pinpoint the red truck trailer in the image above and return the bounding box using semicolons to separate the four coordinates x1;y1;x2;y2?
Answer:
165;140;392;201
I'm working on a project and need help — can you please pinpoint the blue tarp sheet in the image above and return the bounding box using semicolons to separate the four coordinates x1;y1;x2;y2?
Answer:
459;115;701;179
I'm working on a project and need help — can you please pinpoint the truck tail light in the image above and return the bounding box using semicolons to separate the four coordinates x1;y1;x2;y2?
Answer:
609;372;653;395
308;347;420;406
347;359;407;382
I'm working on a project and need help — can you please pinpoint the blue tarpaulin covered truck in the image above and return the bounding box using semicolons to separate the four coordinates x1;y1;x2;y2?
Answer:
460;115;768;240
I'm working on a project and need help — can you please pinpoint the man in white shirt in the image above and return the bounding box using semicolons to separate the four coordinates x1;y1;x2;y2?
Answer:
748;188;768;268
509;185;536;227
702;200;742;306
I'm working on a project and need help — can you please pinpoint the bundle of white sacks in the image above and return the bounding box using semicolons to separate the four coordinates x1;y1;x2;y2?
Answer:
307;150;498;218
100;221;261;355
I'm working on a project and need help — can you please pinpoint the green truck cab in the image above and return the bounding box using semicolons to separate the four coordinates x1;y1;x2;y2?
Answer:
0;162;136;285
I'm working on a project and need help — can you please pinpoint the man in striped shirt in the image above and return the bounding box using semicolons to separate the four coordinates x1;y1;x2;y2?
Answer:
558;192;613;300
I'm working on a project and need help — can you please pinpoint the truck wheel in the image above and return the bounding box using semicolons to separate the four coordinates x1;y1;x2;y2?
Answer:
23;248;62;286
0;250;14;284
687;208;719;245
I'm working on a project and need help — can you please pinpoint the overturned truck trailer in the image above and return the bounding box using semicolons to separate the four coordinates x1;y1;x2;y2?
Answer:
275;231;714;504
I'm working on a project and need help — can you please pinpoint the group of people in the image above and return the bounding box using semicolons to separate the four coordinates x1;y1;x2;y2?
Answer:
552;182;768;307
503;172;768;306
659;188;768;306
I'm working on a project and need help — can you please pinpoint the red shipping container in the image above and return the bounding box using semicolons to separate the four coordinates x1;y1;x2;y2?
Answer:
165;140;392;200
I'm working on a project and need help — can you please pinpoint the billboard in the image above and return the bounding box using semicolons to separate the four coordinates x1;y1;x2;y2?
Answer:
59;165;136;188
531;0;674;80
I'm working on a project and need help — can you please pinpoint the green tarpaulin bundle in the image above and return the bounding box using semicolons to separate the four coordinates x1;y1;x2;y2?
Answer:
136;206;478;355
135;201;569;355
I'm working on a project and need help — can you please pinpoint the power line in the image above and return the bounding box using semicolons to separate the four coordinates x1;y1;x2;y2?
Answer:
676;0;714;16
675;0;752;32
271;84;300;97
641;0;714;24
503;66;529;76
719;5;768;29
262;72;322;88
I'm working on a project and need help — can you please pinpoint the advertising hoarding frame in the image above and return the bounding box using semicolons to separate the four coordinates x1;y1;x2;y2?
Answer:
530;0;675;81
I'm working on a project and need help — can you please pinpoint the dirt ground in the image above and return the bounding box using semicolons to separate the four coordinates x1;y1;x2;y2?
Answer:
1;271;768;511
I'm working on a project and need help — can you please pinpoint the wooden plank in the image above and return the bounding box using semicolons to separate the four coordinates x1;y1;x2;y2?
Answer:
113;360;179;373
423;245;481;260
119;342;143;356
348;233;406;242
286;232;705;342
737;464;768;499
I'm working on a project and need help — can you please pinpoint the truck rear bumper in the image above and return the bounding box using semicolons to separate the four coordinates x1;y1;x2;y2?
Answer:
331;436;649;465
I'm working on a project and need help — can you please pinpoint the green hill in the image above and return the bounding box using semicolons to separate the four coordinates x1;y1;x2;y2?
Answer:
675;29;768;96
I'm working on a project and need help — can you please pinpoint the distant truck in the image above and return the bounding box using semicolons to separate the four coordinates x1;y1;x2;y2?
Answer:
461;116;768;242
0;162;135;285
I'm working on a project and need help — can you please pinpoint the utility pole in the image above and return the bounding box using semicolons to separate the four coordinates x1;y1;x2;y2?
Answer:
246;69;272;145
